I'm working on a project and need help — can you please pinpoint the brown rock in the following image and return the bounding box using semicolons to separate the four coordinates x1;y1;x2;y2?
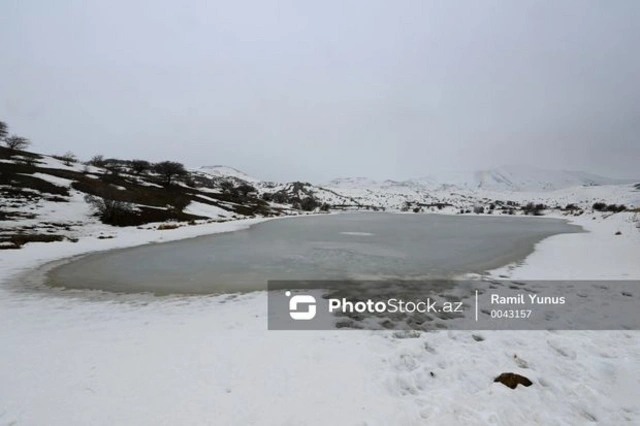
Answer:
494;372;533;389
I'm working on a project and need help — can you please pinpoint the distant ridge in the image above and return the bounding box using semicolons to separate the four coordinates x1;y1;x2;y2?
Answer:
192;163;637;194
197;165;260;183
326;166;637;192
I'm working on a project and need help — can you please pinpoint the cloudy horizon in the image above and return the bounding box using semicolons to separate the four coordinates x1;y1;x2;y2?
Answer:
2;1;639;182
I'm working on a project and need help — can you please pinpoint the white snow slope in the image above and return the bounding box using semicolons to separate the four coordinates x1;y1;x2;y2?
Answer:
197;165;261;183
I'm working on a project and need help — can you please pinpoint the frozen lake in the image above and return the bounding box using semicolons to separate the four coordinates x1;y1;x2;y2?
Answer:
47;213;582;294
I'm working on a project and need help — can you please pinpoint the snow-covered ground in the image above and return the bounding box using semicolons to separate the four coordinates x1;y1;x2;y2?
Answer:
321;180;640;214
1;207;639;424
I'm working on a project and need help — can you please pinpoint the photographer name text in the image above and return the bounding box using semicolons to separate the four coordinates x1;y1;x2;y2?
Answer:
490;294;566;305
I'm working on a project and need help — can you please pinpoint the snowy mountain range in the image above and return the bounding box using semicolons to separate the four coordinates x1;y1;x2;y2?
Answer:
195;164;635;193
326;166;636;192
191;163;639;214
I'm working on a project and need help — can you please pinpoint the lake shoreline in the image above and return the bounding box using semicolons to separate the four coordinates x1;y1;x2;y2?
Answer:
33;212;581;296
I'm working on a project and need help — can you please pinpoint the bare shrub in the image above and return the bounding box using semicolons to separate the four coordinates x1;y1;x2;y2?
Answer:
84;194;134;224
55;151;78;166
522;202;545;216
4;135;31;151
89;155;106;167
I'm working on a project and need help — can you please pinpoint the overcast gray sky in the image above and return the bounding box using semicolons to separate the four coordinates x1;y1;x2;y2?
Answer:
1;0;639;182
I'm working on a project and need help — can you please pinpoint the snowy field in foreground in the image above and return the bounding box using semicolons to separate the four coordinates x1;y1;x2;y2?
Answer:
1;213;639;425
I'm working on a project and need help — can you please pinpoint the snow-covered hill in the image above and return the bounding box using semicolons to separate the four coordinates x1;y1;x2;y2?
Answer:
193;163;635;197
326;177;380;189
198;163;639;213
327;165;636;193
412;165;635;192
196;165;260;183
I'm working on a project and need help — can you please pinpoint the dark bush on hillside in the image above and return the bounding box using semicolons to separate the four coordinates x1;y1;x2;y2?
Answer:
152;161;188;185
522;202;546;216
220;180;237;195
84;194;134;224
473;206;485;214
89;155;104;167
606;204;626;212
168;195;191;213
102;158;129;175
593;202;626;213
88;155;106;167
262;191;291;204
130;159;151;176
300;197;320;211
237;183;257;197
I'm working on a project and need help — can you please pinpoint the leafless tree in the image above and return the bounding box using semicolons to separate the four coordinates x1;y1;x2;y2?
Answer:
57;151;77;166
4;135;31;151
0;121;7;140
88;155;106;167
